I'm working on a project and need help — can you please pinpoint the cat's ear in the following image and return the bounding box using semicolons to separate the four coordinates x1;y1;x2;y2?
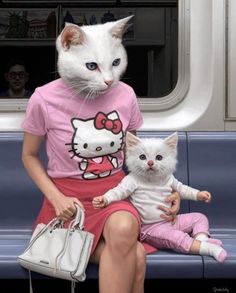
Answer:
126;131;141;148
109;15;134;39
164;132;178;149
60;23;85;50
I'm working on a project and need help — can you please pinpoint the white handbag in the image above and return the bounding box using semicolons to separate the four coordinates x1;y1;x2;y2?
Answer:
18;205;94;292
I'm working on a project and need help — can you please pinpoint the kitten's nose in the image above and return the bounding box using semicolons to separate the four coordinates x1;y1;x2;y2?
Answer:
104;80;113;87
147;160;154;167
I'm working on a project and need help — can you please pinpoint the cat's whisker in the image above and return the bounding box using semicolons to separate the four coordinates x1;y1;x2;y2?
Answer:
86;90;93;100
62;77;106;99
86;88;97;100
72;83;92;97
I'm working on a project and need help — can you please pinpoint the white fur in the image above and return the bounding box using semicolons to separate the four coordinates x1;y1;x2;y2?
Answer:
56;18;131;99
126;133;178;182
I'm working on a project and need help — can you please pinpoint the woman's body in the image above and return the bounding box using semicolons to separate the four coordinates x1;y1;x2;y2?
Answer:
22;18;180;293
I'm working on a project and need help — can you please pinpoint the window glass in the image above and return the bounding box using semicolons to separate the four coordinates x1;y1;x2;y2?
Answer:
0;46;56;99
0;1;179;106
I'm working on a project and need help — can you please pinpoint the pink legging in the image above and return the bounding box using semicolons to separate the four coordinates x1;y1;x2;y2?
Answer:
140;212;209;253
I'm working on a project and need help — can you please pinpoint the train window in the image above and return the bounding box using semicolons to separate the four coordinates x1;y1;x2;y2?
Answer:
0;0;189;113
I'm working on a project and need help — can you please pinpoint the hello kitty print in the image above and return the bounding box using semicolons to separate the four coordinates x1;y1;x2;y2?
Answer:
67;111;125;179
21;79;143;180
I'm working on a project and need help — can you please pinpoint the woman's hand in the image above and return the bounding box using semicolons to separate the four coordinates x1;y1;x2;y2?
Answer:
158;191;180;223
51;194;84;222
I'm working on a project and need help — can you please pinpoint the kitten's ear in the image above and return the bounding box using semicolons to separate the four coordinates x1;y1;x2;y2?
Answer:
126;131;141;148
60;23;85;50
164;132;178;149
109;15;134;39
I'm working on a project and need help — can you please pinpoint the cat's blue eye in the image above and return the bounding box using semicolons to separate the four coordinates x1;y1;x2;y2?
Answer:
156;155;163;161
86;62;98;71
112;58;121;66
139;154;146;160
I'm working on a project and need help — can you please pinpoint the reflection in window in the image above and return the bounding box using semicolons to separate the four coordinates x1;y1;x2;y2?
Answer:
0;59;32;98
0;8;57;39
0;47;56;99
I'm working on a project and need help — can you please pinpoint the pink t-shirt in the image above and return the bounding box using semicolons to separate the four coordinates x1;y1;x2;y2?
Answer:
22;78;143;180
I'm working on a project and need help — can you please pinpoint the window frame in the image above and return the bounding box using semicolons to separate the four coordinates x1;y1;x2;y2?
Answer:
139;0;190;111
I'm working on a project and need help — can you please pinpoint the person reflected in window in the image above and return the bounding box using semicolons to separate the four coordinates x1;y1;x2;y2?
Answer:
0;59;32;98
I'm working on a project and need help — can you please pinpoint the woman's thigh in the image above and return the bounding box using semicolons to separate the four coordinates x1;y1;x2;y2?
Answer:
90;210;139;262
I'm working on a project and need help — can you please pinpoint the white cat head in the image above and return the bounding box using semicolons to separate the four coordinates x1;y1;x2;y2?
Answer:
125;132;178;180
56;16;133;99
70;111;124;159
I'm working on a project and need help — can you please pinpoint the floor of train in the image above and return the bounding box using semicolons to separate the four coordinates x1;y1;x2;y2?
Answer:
0;279;235;293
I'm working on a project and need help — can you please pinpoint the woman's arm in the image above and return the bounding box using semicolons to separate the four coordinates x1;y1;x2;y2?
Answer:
22;132;83;221
158;191;181;223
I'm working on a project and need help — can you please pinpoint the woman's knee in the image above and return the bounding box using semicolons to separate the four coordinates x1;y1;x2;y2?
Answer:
135;243;146;282
104;211;139;254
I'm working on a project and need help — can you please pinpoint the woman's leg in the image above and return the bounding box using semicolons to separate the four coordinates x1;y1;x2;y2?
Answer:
130;242;146;293
90;211;145;293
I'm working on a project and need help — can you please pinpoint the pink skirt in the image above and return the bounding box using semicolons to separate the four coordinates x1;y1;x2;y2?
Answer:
33;170;156;255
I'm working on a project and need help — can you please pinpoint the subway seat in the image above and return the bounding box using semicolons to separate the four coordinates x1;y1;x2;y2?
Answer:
0;132;235;280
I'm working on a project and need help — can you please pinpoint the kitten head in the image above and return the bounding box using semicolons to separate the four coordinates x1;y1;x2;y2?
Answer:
56;16;133;99
125;132;178;180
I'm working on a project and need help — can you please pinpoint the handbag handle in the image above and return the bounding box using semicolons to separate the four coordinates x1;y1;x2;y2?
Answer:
23;217;59;252
24;205;85;253
70;204;85;230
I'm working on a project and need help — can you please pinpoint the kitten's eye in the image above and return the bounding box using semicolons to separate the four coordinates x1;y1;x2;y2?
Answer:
139;154;146;160
156;155;163;161
83;143;88;149
86;62;98;71
110;141;115;147
112;58;121;66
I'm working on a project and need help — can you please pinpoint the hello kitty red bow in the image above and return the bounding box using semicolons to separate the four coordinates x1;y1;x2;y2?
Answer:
95;112;122;134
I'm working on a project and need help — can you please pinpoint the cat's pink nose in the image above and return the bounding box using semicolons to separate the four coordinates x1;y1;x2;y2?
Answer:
147;160;154;167
104;80;113;86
